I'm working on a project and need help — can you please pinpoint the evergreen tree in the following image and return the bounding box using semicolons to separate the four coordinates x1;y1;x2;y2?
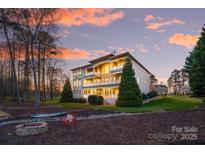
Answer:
60;78;73;102
184;52;193;75
116;57;142;107
184;26;205;96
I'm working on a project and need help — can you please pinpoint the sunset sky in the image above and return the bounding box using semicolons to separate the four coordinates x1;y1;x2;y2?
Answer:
56;8;204;83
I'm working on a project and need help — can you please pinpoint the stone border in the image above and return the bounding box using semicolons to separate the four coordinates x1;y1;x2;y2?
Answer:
0;115;10;120
0;110;10;121
15;122;48;136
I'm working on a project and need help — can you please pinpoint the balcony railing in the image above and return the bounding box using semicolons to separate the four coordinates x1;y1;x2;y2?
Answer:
110;66;123;72
83;94;118;98
84;72;95;77
73;73;82;79
73;72;82;77
83;80;120;87
84;67;123;78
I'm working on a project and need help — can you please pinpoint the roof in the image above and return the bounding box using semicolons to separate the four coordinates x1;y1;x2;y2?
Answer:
71;54;114;71
71;52;152;75
89;54;114;64
70;64;93;71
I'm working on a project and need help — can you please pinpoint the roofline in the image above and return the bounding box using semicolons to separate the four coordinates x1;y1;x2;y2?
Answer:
111;52;152;74
71;53;114;71
71;52;153;75
70;64;93;71
125;52;152;75
89;53;114;64
154;84;168;88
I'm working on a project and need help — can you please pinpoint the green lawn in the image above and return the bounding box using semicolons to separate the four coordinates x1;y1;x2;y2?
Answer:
43;95;204;113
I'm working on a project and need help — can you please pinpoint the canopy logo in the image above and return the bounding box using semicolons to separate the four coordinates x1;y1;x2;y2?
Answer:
148;125;198;142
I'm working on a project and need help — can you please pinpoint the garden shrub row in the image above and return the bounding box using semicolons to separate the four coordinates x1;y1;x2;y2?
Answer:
88;95;104;105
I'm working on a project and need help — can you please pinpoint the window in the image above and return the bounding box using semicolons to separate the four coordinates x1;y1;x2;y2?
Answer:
137;77;140;84
84;89;92;95
104;65;110;74
112;88;119;95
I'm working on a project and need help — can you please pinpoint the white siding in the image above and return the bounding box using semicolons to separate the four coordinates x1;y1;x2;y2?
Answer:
131;59;151;93
72;68;84;98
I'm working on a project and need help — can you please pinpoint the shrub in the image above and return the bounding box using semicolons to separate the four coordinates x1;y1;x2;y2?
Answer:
142;92;148;100
147;90;158;99
88;95;104;105
202;98;205;104
60;78;73;103
79;97;87;103
72;98;87;103
98;96;104;104
88;95;98;104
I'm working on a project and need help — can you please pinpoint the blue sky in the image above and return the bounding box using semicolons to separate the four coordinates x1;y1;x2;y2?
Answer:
57;9;204;82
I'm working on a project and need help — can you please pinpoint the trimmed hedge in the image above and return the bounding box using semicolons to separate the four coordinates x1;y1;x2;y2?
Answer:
60;97;87;103
88;95;104;105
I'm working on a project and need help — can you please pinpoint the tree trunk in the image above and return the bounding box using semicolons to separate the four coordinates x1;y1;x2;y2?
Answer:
38;41;41;103
1;11;20;104
42;45;46;101
30;40;40;109
0;54;4;99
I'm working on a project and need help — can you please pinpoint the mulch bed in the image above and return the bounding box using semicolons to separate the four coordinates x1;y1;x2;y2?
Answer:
0;101;117;120
0;105;205;144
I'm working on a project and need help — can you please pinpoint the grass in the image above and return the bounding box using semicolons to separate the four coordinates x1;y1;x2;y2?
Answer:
43;95;204;113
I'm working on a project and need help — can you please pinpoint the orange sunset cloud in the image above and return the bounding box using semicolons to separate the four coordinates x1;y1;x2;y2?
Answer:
168;33;199;47
57;8;124;27
93;50;109;56
144;15;155;22
144;15;185;31
57;47;90;59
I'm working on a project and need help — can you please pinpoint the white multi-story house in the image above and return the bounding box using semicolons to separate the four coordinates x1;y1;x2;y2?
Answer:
71;52;153;105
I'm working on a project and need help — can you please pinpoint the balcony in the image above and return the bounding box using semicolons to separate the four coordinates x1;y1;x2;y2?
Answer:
84;72;94;78
83;80;120;88
84;71;112;78
95;72;101;76
73;73;82;79
110;65;123;73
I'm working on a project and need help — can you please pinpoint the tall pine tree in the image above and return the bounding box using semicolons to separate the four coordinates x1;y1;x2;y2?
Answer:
60;78;73;102
184;26;205;96
116;57;142;107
